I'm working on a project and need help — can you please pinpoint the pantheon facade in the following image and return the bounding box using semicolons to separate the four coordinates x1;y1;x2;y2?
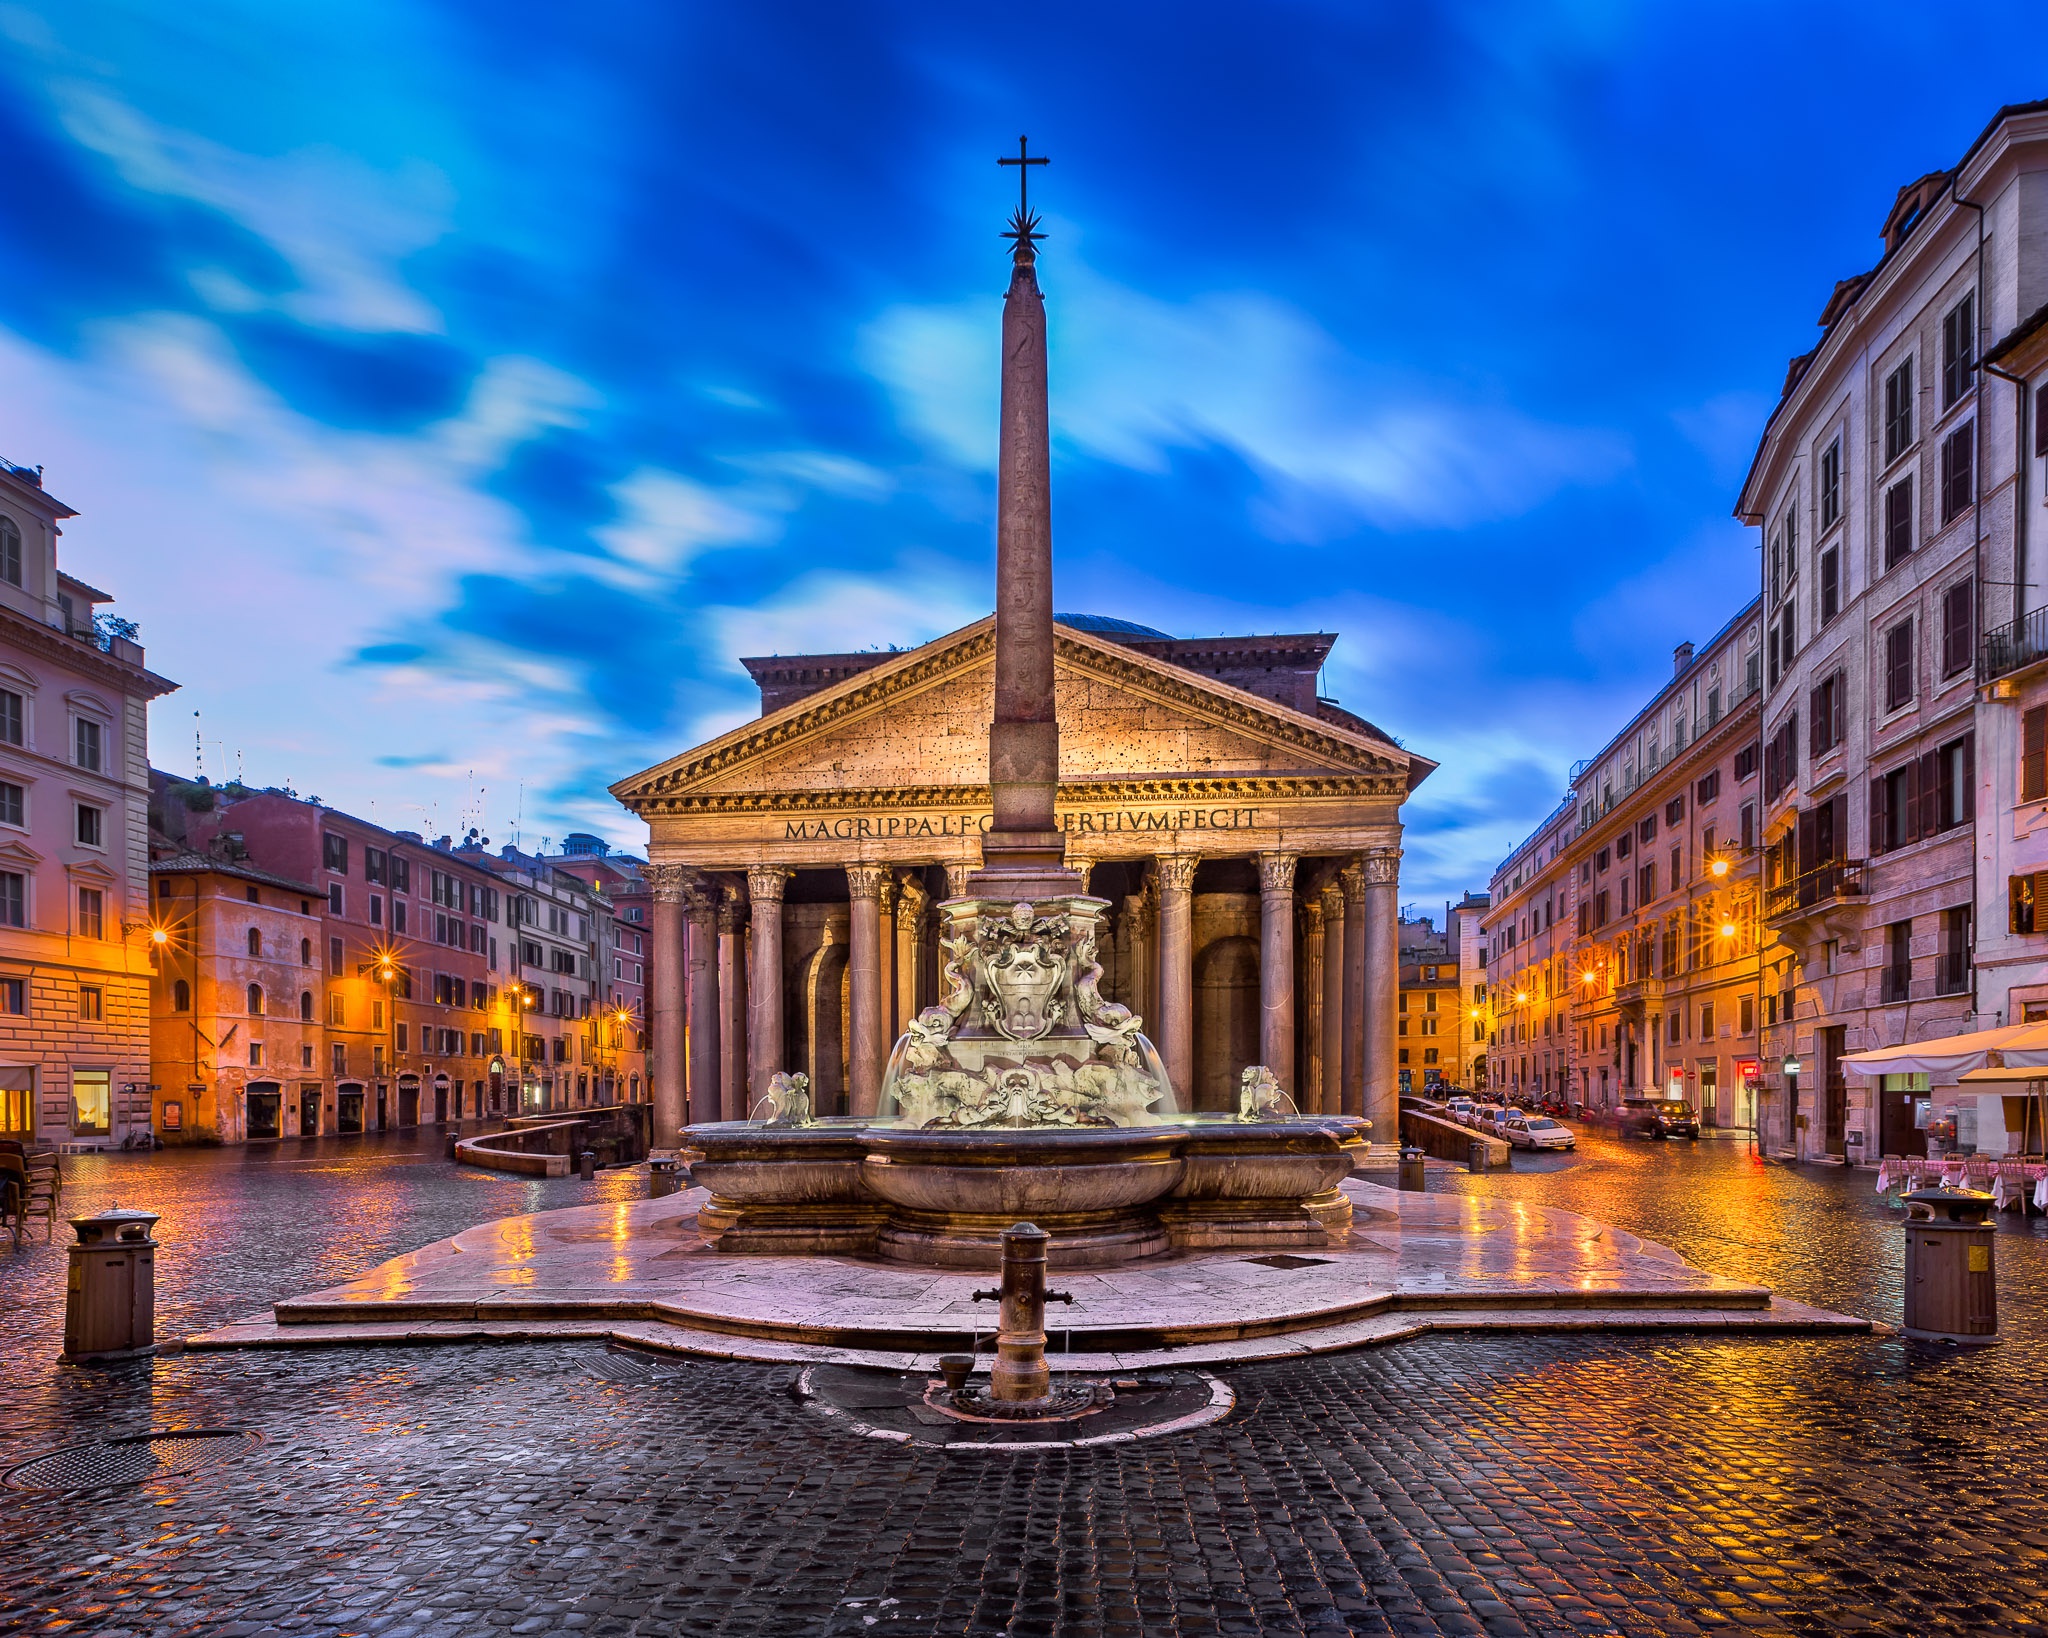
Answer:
613;613;1432;1143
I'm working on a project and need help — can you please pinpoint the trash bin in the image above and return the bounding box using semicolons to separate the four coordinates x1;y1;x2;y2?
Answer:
1902;1185;1997;1343
579;1149;597;1181
648;1157;680;1199
1398;1146;1426;1192
62;1207;160;1362
445;1131;461;1163
1467;1139;1490;1173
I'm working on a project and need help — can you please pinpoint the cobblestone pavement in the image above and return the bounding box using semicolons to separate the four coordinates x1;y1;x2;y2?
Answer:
4;1130;2047;1636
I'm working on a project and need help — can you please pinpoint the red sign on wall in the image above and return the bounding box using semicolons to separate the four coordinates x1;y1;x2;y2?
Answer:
1734;1058;1760;1081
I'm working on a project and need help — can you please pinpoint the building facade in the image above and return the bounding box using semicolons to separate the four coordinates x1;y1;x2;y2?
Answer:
1396;904;1485;1093
1481;797;1578;1104
1737;101;2048;1158
0;461;175;1148
613;614;1433;1145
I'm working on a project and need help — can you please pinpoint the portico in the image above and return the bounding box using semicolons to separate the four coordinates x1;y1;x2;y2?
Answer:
614;614;1431;1143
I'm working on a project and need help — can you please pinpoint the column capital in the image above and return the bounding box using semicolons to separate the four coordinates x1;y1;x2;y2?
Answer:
896;872;930;918
846;863;889;901
684;877;722;918
1155;854;1199;894
1339;860;1367;903
1256;851;1299;896
645;862;694;905
717;896;747;934
745;864;791;904
1361;847;1402;888
1319;871;1345;910
876;875;898;914
1068;854;1095;892
1299;896;1325;933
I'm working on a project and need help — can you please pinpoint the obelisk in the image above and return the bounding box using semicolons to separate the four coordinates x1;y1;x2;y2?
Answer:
967;138;1081;902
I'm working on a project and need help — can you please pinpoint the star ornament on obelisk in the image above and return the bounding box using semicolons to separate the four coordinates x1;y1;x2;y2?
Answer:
967;134;1082;901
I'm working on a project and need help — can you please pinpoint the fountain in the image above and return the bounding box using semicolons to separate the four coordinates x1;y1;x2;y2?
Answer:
681;142;1372;1269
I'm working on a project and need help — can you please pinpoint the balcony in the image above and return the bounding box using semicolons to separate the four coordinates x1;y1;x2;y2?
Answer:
1981;606;2048;681
1614;974;1664;1021
1763;859;1866;925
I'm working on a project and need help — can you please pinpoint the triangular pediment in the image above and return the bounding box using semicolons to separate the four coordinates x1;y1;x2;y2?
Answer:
614;616;1429;811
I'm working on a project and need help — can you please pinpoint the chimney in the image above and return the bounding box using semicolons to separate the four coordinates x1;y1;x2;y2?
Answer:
1673;641;1695;678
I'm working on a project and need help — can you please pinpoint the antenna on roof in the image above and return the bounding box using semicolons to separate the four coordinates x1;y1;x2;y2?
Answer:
193;711;202;782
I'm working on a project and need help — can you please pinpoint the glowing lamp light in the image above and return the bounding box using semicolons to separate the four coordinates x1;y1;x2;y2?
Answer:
149;927;170;946
1720;921;1738;938
1710;857;1730;878
1514;991;1529;1004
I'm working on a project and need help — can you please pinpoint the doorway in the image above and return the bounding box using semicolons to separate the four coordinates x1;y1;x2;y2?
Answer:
299;1084;320;1137
1877;1072;1929;1157
398;1081;419;1127
375;1085;388;1132
1697;1061;1719;1126
1193;936;1259;1112
245;1082;282;1140
1819;1025;1848;1155
433;1081;447;1122
337;1085;364;1134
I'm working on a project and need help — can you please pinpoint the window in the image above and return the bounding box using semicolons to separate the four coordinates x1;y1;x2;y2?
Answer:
1819;546;1840;625
396;1021;409;1052
70;803;102;849
1885;356;1914;465
1884;619;1915;712
369;893;383;927
299;990;314;1021
0;690;20;747
391;856;410;894
1807;672;1845;758
1937;905;1972;996
1762;713;1799;804
170;978;189;1012
328;884;343;915
0;515;18;586
1871;735;1972;854
1778;604;1796;670
365;846;386;885
328;992;345;1026
71;1069;109;1136
1820;438;1841;529
1882;920;1913;1003
1937;734;1974;831
1595;847;1609;872
1884;477;1914;569
1616;832;1632;861
72;717;101;772
332;1043;347;1077
2012;872;2048;934
241;926;258;958
247;982;263;1015
2024;705;2047;803
1667;1012;1681;1045
1942;292;1974;408
248;1041;266;1067
76;886;102;939
1665;796;1685;826
1700;1002;1714;1039
0;783;21;830
1696;770;1720;807
323;833;348;873
1638;862;1656;903
0;871;21;929
1940;423;1974;523
1942;581;1973;678
1739;995;1755;1035
328;936;343;973
78;984;102;1021
393;900;407;935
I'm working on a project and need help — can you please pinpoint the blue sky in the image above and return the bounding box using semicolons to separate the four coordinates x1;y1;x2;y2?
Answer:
0;2;2037;903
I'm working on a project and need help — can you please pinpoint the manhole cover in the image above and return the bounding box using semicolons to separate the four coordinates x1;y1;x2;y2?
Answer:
3;1429;260;1492
1241;1254;1333;1270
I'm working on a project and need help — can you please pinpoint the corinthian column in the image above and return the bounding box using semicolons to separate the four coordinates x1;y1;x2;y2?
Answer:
745;866;788;1104
875;874;898;1055
645;863;691;1147
1155;854;1198;1101
846;863;887;1116
895;873;928;1032
1361;847;1402;1139
1300;896;1325;1113
718;894;747;1122
1257;851;1298;1092
1322;875;1346;1120
1340;862;1367;1119
684;876;722;1128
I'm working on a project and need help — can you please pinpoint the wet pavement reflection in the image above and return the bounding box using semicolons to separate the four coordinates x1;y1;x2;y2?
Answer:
1;1129;2045;1635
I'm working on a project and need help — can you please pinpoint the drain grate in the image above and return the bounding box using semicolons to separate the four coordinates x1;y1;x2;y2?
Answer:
1241;1254;1333;1270
3;1429;260;1492
584;1349;684;1385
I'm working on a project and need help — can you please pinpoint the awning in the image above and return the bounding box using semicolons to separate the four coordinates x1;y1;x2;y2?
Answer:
1958;1065;2048;1084
1842;1021;2048;1077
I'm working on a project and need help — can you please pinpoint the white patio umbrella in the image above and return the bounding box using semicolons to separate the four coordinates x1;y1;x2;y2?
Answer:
1840;1021;2048;1077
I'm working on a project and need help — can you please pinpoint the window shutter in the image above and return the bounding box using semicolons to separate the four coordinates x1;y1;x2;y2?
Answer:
1870;777;1888;856
1916;750;1940;841
1796;808;1817;879
1960;732;1975;823
2024;706;2047;803
1787;712;1799;785
1808;687;1824;758
2013;874;2032;936
1944;582;1972;676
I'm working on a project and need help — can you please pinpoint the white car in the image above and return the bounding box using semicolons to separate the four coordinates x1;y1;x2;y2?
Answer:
1471;1104;1510;1133
1499;1113;1576;1151
1444;1097;1476;1125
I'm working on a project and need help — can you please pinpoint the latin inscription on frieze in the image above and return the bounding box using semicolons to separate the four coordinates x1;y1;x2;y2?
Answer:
782;807;1259;842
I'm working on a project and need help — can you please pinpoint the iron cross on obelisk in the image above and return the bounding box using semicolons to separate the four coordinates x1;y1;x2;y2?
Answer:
998;135;1049;248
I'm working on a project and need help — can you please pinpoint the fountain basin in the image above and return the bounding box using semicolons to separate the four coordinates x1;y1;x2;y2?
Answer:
681;1115;1372;1268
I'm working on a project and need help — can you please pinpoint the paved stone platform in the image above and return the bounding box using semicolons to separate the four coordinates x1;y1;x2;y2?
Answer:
190;1178;1869;1364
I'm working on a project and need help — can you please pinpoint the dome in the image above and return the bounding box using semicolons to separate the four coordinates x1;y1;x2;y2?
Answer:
1053;613;1173;640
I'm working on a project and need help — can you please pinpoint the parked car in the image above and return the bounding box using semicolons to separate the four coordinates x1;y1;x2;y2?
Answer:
1444;1096;1476;1125
1471;1104;1510;1133
1620;1098;1701;1140
1500;1112;1577;1151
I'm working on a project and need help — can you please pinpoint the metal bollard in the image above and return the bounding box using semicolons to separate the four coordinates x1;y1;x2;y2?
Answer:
1467;1139;1489;1173
648;1157;680;1199
445;1131;461;1163
1902;1185;1997;1343
1398;1146;1426;1192
62;1208;160;1362
579;1149;596;1181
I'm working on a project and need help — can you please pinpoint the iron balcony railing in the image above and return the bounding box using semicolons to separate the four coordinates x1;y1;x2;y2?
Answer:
1982;606;2048;682
1764;859;1866;923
